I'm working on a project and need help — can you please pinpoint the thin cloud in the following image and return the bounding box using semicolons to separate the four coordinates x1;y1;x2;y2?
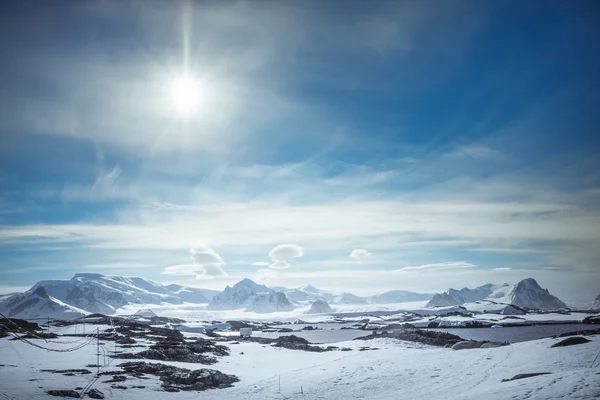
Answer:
398;261;476;272
451;144;502;159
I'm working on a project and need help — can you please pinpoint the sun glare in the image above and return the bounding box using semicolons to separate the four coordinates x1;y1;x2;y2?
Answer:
169;75;201;114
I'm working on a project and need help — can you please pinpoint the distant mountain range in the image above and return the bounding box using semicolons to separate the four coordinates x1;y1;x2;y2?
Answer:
0;273;219;320
426;278;567;311
0;273;572;320
595;294;600;309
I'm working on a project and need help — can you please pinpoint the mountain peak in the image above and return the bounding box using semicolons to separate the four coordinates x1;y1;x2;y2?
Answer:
301;285;320;293
518;278;540;286
33;286;49;299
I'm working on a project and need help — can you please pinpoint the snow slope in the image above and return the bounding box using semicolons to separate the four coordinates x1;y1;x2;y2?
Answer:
427;279;567;311
0;286;87;320
594;294;600;309
0;329;598;399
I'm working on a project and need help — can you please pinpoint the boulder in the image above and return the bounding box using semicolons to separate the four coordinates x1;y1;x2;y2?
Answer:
551;336;590;348
87;389;104;399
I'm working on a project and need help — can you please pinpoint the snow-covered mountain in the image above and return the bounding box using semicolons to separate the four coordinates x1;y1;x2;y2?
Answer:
334;293;368;305
594;294;600;309
0;273;218;318
271;285;335;303
427;279;567;311
207;278;294;312
0;287;87;320
367;290;433;304
164;284;220;302
501;278;567;310
305;300;335;314
244;292;294;313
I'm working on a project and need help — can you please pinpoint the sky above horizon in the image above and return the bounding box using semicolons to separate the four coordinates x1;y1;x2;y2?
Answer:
1;1;599;302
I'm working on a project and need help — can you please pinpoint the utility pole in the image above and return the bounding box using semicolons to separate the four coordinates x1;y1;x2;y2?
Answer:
96;328;100;375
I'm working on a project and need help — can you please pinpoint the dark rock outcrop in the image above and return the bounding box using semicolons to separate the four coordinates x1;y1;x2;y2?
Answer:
86;389;104;399
582;315;600;325
356;328;463;347
502;372;551;382
118;361;239;392
47;390;80;398
273;335;335;352
551;336;590;347
112;337;229;364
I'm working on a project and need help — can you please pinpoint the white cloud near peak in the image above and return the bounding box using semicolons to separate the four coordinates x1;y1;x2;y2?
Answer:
350;249;373;263
268;244;304;269
162;244;227;279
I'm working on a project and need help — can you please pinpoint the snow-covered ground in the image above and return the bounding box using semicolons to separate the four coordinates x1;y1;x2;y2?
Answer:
1;330;599;399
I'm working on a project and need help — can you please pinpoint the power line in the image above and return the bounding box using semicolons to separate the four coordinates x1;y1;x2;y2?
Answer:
5;339;47;396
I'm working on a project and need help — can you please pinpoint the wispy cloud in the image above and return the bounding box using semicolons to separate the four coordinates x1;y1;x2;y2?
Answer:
450;144;502;159
398;261;476;272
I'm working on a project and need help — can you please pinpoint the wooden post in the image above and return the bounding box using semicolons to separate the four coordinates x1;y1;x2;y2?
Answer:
96;328;100;375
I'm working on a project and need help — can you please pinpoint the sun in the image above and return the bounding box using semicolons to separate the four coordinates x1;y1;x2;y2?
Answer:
169;75;201;114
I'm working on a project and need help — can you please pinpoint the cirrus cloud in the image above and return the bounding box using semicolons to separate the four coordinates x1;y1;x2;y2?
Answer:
397;261;476;272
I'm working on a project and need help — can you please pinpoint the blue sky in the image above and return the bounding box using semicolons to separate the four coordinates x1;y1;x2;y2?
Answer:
1;1;599;301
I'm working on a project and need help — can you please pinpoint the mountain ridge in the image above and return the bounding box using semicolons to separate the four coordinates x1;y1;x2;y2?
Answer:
426;278;567;311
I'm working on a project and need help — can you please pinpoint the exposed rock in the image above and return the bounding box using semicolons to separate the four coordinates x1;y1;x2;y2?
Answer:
558;328;600;337
550;336;591;347
0;318;41;332
86;389;104;399
41;369;91;375
502;372;551;382
582;315;600;325
102;375;127;383
112;337;229;364
273;335;334;352
47;390;80;398
356;329;463;347
305;299;334;314
227;320;255;330
278;328;294;333
115;336;136;344
118;361;239;391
